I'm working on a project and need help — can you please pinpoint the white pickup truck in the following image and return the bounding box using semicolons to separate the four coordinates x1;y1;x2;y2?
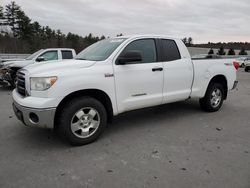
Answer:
0;48;76;87
12;35;238;145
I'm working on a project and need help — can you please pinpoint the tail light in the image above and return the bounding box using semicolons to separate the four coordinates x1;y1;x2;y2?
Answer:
233;61;240;70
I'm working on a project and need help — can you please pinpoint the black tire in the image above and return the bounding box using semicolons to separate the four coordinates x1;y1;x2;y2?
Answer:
58;97;107;145
8;70;18;88
199;83;224;112
245;66;249;72
9;74;17;88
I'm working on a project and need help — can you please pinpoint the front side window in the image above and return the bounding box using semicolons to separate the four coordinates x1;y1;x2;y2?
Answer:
121;39;157;63
38;51;58;61
161;39;181;62
75;38;127;61
62;50;73;59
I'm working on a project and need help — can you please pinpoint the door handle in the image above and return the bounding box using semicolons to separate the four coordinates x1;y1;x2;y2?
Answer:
152;67;163;72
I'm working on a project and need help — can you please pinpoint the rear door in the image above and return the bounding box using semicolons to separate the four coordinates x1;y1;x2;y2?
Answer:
113;39;164;113
160;39;193;103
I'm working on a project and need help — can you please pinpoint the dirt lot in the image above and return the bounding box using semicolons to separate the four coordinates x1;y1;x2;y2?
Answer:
0;69;249;188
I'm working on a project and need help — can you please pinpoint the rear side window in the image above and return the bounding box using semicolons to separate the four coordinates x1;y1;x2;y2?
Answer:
62;50;73;59
161;39;181;62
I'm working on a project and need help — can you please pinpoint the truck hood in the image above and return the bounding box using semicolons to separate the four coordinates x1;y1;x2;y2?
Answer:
3;60;33;68
24;59;96;76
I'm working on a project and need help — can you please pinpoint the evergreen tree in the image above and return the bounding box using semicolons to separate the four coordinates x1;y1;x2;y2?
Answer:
56;29;63;47
0;5;4;20
227;48;235;55
208;48;214;55
0;5;6;34
100;35;105;40
32;21;41;35
40;26;47;41
51;29;56;38
5;1;21;37
187;37;193;46
16;10;32;40
45;26;53;39
182;37;187;45
30;21;42;50
239;48;248;55
87;33;93;41
217;46;226;55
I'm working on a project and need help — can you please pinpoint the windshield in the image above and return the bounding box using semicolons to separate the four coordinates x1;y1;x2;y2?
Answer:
75;38;127;61
25;49;44;60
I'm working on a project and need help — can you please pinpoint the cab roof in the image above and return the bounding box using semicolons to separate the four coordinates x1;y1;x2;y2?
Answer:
114;34;180;41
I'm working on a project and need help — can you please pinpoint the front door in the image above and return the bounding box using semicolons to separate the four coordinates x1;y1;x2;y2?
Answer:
113;39;164;113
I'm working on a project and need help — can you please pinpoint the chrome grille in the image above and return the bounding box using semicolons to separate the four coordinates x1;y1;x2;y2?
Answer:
16;71;26;97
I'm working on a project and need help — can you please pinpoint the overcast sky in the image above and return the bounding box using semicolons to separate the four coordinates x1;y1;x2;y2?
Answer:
2;0;250;43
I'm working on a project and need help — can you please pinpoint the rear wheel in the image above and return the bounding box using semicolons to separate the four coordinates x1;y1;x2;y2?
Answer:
58;97;107;145
199;83;224;112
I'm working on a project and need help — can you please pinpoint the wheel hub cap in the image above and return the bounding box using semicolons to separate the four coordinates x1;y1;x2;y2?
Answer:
210;88;222;108
70;107;100;138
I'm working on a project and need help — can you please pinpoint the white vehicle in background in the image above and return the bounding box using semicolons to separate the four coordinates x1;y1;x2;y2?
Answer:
12;35;238;145
0;48;76;87
244;60;250;72
0;58;24;63
236;57;250;68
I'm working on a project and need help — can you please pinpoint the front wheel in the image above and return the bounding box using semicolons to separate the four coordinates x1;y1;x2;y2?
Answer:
9;75;17;88
58;97;107;145
199;83;224;112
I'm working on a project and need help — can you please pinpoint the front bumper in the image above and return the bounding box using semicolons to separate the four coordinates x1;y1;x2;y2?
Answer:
13;100;56;129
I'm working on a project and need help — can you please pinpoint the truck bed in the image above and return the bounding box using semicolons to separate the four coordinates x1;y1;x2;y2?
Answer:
191;58;237;98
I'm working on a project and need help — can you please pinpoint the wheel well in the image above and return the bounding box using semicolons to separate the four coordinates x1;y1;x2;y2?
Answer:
10;67;20;72
54;89;114;129
209;75;228;99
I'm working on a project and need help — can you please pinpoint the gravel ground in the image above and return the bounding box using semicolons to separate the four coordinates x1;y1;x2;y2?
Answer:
0;69;249;188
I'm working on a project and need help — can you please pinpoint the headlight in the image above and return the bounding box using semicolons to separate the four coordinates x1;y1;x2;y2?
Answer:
30;76;57;91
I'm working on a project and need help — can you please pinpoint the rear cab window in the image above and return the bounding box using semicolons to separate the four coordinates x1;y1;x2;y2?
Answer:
161;39;181;62
62;50;73;59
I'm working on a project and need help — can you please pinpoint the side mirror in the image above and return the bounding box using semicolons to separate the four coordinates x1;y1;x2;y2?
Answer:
36;56;45;62
117;51;142;65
